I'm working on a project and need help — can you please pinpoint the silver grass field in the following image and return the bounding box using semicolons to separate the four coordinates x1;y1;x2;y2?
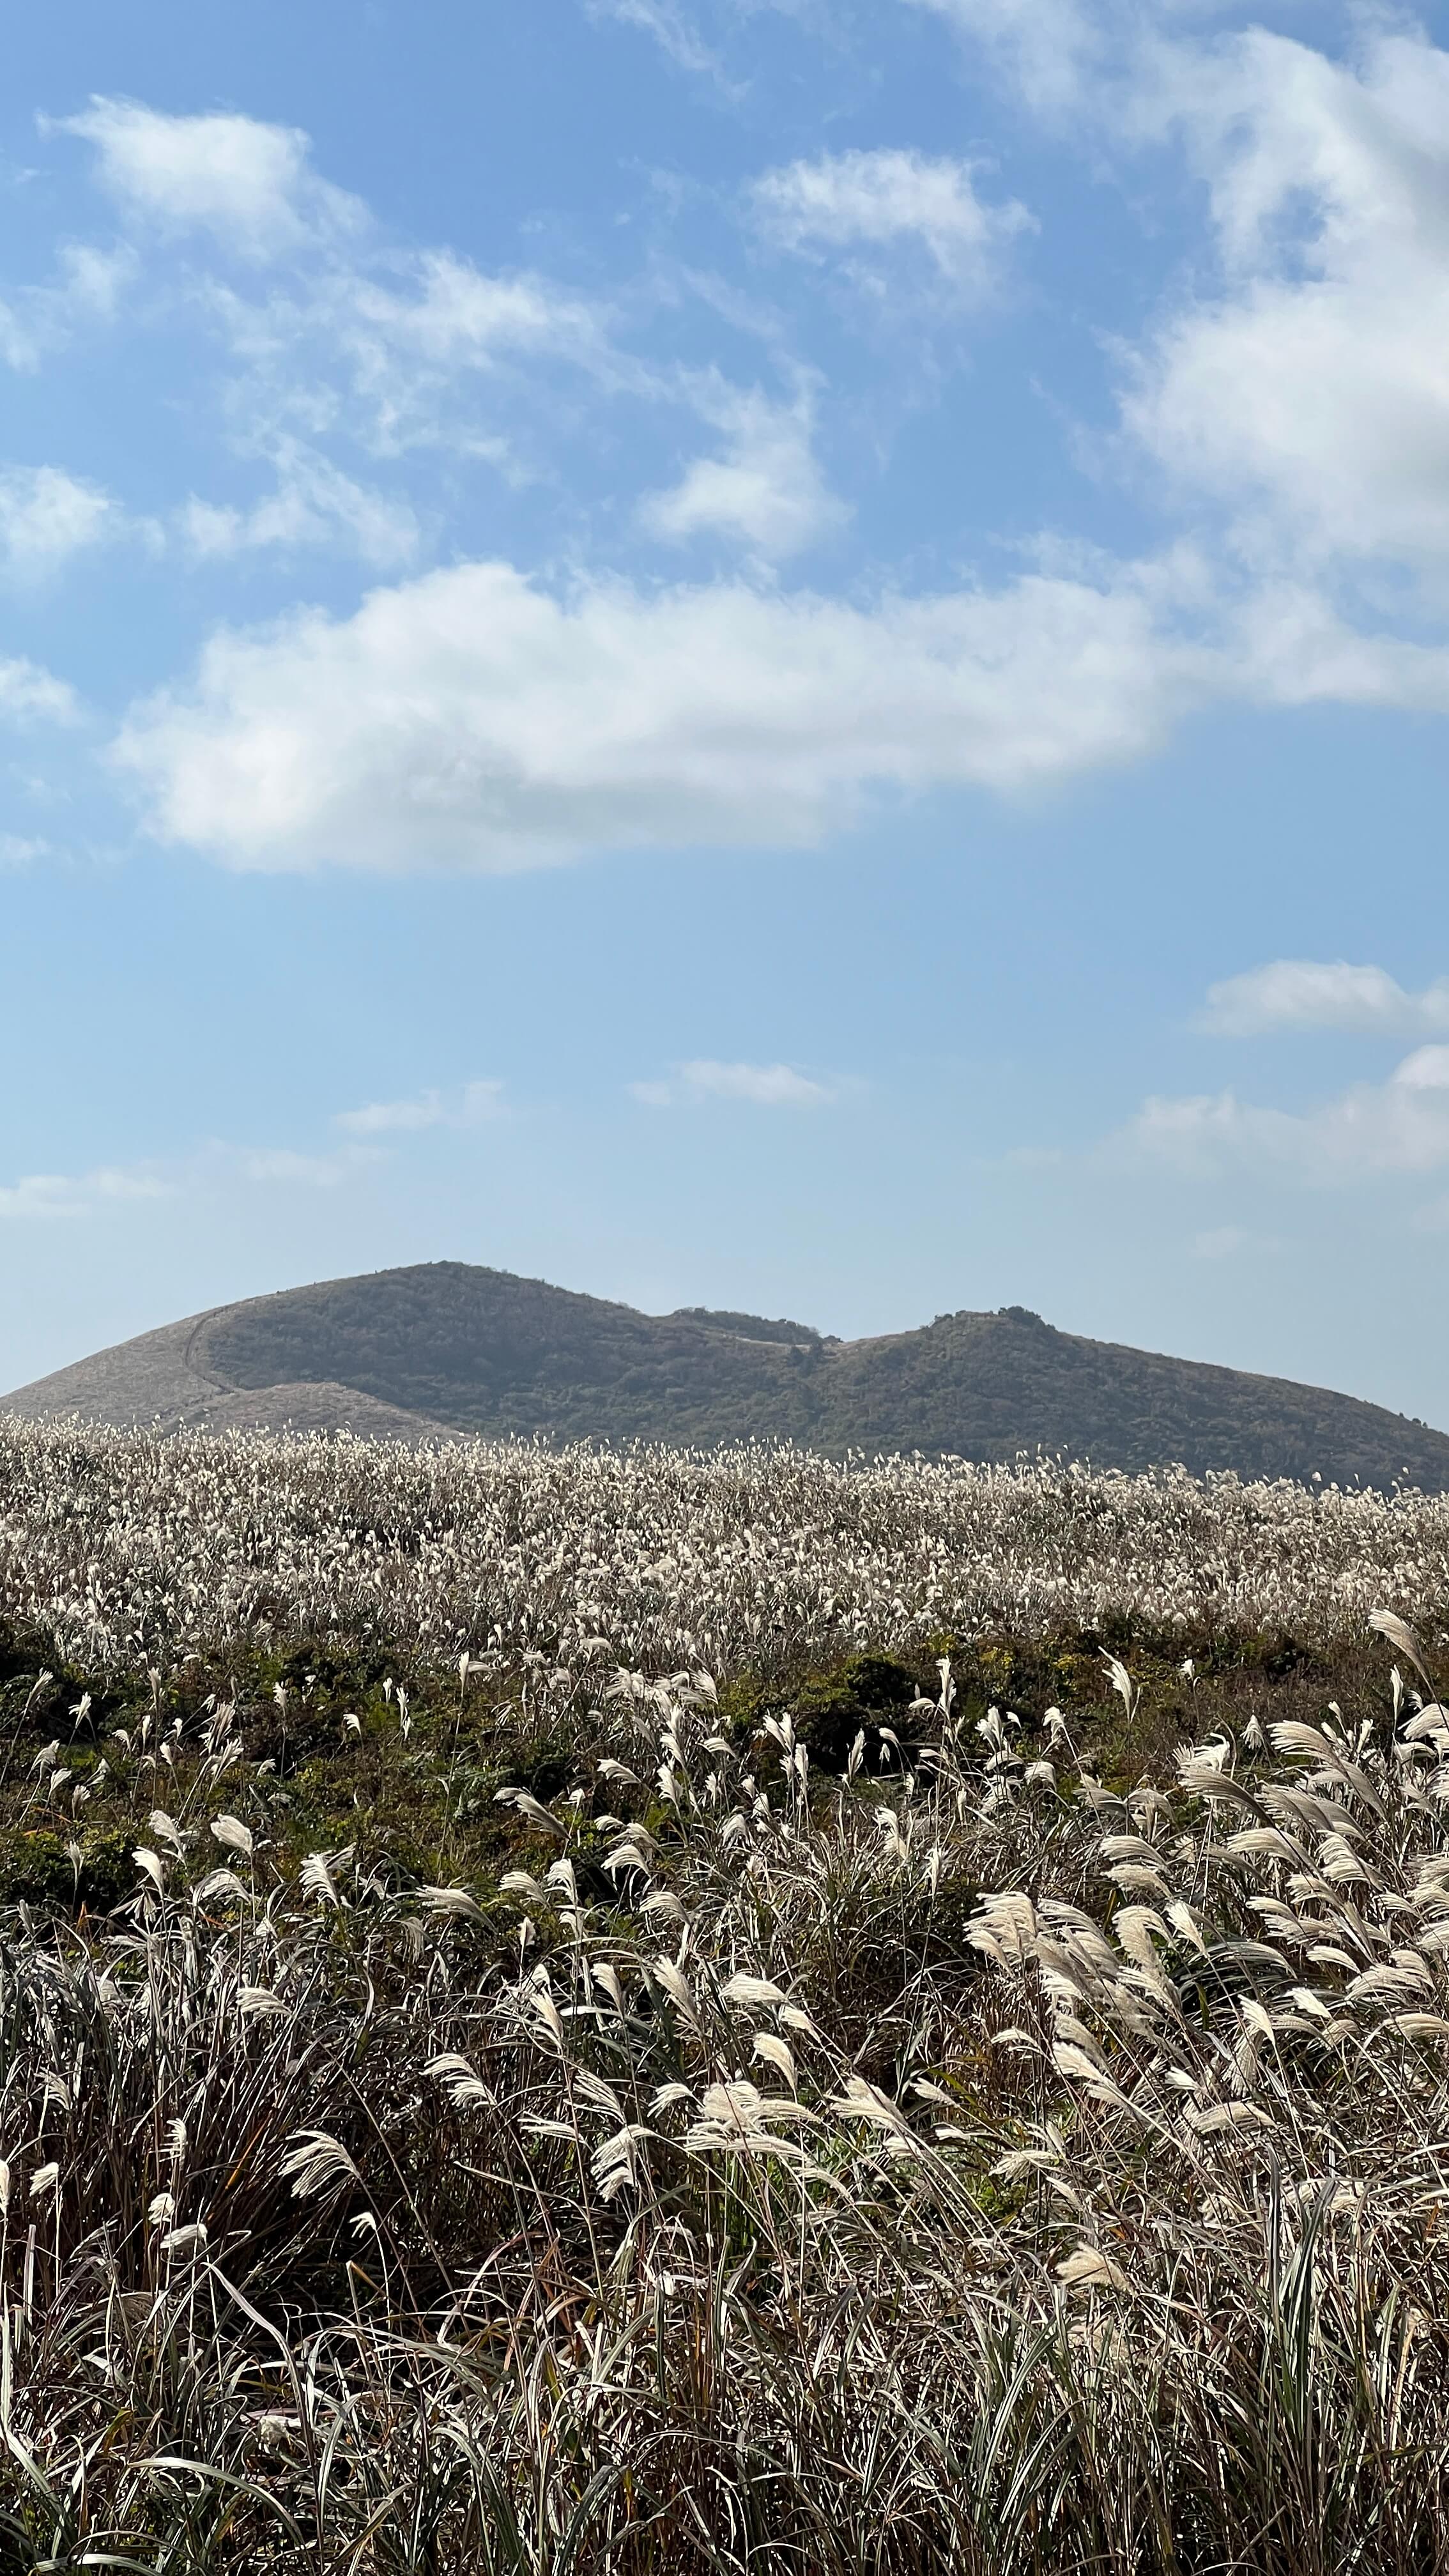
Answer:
0;1418;1447;2570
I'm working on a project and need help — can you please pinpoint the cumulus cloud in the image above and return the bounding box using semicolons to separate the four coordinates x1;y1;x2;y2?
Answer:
914;16;1449;606
1124;29;1449;594
111;551;1216;872
632;1060;835;1107
0;464;114;574
334;1080;504;1134
1199;961;1449;1039
752;147;1031;292
1125;1047;1449;1185
640;388;845;558
57;96;365;261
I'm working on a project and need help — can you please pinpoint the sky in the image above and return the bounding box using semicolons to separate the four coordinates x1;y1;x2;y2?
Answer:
4;0;1449;1420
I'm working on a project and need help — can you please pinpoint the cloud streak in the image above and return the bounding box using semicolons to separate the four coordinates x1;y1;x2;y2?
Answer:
334;1080;504;1134
0;1165;173;1221
632;1060;835;1107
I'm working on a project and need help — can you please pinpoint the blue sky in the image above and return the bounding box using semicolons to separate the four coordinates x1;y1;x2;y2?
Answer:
5;0;1449;1420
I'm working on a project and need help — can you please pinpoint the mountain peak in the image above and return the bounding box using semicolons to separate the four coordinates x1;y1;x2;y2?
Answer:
4;1261;1445;1489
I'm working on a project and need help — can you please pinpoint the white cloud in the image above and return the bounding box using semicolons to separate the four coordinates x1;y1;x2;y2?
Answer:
752;148;1031;293
334;1079;503;1133
0;656;80;725
180;443;417;568
0;242;135;372
1124;29;1449;593
1191;1225;1249;1261
1125;1048;1449;1185
0;463;114;574
192;1137;379;1192
36;56;1449;871
632;1060;835;1107
38;103;596;463
57;97;364;261
585;0;726;79
1199;961;1449;1039
0;1127;396;1221
112;551;1215;872
201;244;599;463
1392;1045;1449;1092
917;17;1449;617
0;1164;172;1220
641;387;845;558
905;0;1100;118
233;1147;353;1186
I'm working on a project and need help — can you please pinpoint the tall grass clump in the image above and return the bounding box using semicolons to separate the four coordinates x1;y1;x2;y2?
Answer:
4;1414;1449;1682
0;1421;1448;2564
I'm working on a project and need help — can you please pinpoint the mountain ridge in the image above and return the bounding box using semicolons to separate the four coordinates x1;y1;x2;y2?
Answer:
4;1259;1446;1489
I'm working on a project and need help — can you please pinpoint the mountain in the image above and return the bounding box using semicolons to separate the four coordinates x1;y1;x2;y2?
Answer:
4;1261;1447;1487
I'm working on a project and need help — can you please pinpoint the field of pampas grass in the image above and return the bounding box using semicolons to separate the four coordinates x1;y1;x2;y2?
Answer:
1;1418;1449;2568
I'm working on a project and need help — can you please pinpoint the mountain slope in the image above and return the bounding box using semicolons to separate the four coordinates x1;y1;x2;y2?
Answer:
4;1261;1447;1487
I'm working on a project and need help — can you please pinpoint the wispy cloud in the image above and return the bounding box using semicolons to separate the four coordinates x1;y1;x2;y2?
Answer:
640;385;844;560
1123;1047;1449;1185
906;0;1100;118
0;464;116;576
233;1147;355;1186
0;1129;394;1220
0;1164;172;1221
0;241;135;373
55;96;366;261
50;100;604;471
752;147;1032;295
334;1078;504;1134
0;654;80;726
631;1059;835;1107
179;442;418;569
1199;960;1449;1039
583;0;727;81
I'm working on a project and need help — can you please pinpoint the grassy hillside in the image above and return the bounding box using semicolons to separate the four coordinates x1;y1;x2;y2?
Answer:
199;1262;1449;1483
9;1257;1449;1486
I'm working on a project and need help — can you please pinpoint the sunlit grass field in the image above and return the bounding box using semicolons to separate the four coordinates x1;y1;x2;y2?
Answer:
1;1416;1448;2571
